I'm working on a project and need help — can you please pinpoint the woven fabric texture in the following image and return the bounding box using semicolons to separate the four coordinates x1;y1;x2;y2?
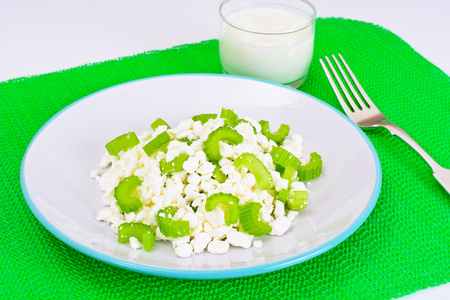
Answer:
1;18;449;299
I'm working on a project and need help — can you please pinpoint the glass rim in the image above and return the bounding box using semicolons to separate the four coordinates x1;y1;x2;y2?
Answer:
219;0;317;35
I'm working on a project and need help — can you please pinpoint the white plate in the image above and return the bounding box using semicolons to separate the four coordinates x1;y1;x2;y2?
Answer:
20;74;381;279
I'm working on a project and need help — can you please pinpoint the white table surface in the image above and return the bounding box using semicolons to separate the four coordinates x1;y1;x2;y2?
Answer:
2;0;449;298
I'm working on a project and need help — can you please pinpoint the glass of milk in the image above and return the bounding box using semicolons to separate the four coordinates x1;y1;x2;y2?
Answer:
219;0;316;88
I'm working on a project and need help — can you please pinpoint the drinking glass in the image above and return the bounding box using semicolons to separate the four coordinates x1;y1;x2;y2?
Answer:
219;0;316;88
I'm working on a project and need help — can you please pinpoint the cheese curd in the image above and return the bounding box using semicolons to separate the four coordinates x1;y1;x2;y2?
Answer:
93;114;310;257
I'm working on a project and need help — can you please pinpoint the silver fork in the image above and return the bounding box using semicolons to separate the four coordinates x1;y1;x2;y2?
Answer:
320;54;450;195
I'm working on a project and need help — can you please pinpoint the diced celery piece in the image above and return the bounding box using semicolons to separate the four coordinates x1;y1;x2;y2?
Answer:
277;188;290;203
212;163;227;183
287;190;308;210
282;166;296;185
114;175;143;213
239;202;272;236
157;206;190;238
205;193;240;225
203;126;243;161
118;222;155;251
270;146;301;169
105;132;140;156
142;131;171;156
298;152;322;181
159;154;190;175
220;108;238;127
234;153;272;190
151;118;170;130
192;113;217;124
259;120;290;144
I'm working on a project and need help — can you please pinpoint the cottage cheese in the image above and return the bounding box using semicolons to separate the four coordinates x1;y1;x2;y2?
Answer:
93;113;311;257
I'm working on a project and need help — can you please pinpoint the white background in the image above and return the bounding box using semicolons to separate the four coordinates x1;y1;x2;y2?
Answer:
1;0;449;82
1;0;449;298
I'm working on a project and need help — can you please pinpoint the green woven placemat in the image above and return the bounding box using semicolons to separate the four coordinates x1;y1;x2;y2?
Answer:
1;17;450;299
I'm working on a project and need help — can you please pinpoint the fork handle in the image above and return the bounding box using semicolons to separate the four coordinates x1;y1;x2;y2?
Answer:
382;122;450;194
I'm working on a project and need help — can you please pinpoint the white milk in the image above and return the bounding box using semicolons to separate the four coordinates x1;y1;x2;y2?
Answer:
219;4;315;85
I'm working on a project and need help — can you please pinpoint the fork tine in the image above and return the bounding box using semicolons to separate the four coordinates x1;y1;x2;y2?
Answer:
337;54;376;108
319;57;355;116
332;54;367;110
324;56;358;112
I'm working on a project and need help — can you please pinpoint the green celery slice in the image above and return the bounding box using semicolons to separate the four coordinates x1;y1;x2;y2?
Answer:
234;153;272;190
212;162;227;183
287;190;308;210
277;188;290;203
270;146;301;170
158;206;176;219
157;206;190;238
160;140;171;153
158;218;190;238
220;108;238;127
275;164;285;175
266;187;276;198
259;120;290;144
192;113;217;124
239;202;272;236
203;126;243;161
159;153;190;175
142;131;171;156
205;193;240;226
118;222;155;251
298;152;322;181
114;175;143;213
151;118;170;130
282;166;296;185
105;132;140;156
